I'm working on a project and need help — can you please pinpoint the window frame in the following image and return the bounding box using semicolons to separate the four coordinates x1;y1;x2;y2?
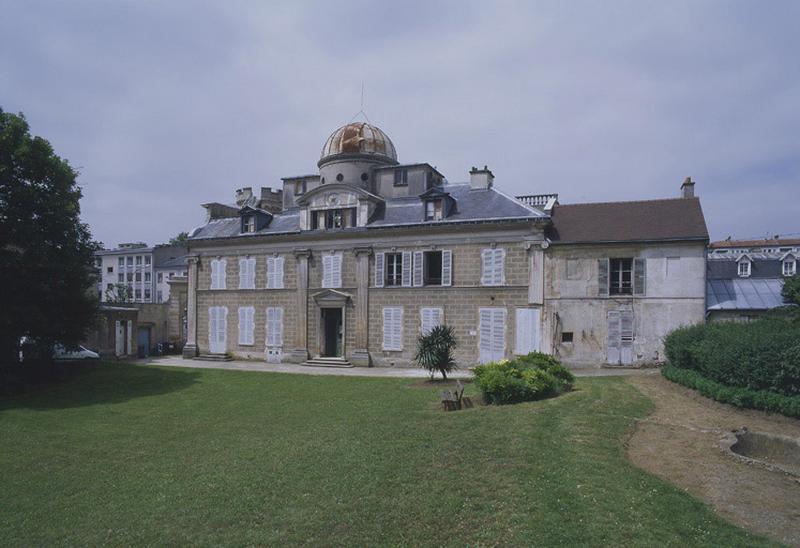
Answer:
738;260;751;277
609;258;634;295
393;169;408;187
783;259;796;277
385;253;403;286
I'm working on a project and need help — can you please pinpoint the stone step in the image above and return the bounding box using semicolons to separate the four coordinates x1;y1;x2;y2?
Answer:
303;357;354;368
195;353;233;362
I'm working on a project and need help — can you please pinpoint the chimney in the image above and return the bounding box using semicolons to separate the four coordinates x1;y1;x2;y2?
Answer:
259;187;284;214
469;165;494;190
680;177;695;198
235;187;254;207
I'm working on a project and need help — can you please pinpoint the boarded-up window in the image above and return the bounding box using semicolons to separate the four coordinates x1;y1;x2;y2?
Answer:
239;257;256;289
266;256;285;289
238;306;255;345
479;307;506;363
566;259;580;280
210;259;227;290
382;307;403;351
420;307;443;335
322;253;342;288
665;257;680;278
514;308;540;354
481;248;506;286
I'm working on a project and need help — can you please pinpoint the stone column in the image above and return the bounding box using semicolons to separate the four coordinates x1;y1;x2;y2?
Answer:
285;249;311;363
350;246;372;366
182;255;199;358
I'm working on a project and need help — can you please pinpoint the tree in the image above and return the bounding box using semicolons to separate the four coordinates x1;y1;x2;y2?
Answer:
0;108;100;365
783;274;800;306
169;231;189;246
414;325;458;380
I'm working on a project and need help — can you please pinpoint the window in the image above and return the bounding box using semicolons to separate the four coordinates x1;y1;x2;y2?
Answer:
208;306;228;354
144;288;151;301
145;256;151;266
239;257;256;289
360;172;369;182
386;253;403;286
266;256;285;289
566;259;580;280
118;257;124;267
136;256;142;265
156;290;163;303
311;208;357;229
479;307;506;363
425;170;435;190
106;283;114;291
182;271;187;277
393;169;408;186
515;308;541;354
420;307;443;335
561;332;574;343
118;273;124;283
481;248;506;286
738;261;751;277
411;250;452;287
425;200;443;221
296;181;306;195
782;259;796;277
107;266;113;274
210;258;227;289
238;306;255;345
336;173;344;182
127;273;133;282
322;253;342;288
157;272;163;283
382;307;403;350
265;307;284;363
144;272;151;282
135;272;141;282
126;256;133;266
609;258;633;295
242;216;255;233
134;289;141;300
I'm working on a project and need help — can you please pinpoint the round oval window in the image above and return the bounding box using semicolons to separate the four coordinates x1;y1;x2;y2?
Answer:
360;172;369;182
336;173;344;182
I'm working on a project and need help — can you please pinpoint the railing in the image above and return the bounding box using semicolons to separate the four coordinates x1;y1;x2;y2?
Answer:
515;194;559;207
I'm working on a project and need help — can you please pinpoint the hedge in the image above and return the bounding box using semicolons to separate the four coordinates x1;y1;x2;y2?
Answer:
663;316;800;396
661;365;800;418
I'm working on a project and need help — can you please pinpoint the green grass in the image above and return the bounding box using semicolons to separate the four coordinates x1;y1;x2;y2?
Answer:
0;363;774;546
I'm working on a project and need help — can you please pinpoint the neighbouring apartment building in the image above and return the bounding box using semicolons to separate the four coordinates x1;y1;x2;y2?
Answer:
706;237;798;321
183;122;709;367
95;243;187;304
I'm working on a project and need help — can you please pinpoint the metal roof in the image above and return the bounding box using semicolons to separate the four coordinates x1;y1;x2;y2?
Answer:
707;278;786;311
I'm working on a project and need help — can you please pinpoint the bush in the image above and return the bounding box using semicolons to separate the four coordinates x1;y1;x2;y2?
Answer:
473;352;573;405
663;317;800;396
661;365;800;418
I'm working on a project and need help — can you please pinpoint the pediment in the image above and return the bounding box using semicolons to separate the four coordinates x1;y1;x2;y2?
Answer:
295;183;384;209
312;289;352;305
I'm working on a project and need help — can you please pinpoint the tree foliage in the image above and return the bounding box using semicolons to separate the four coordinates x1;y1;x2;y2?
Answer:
104;283;132;304
783;274;800;306
414;324;457;380
169;231;189;246
0;108;99;364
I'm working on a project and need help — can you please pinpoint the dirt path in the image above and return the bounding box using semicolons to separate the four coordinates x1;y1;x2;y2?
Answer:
626;375;800;546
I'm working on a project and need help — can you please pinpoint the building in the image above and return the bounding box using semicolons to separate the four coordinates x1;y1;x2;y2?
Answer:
706;237;797;321
183;122;708;367
95;243;187;303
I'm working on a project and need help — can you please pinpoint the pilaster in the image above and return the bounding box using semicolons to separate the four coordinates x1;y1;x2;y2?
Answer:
182;255;199;358
351;246;372;366
285;249;311;363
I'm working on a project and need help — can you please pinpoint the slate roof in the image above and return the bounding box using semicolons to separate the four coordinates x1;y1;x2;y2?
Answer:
709;237;800;249
707;258;784;279
156;255;188;269
189;183;545;241
707;278;786;311
546;197;708;244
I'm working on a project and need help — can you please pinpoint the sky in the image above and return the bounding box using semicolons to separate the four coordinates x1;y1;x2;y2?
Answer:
2;0;799;247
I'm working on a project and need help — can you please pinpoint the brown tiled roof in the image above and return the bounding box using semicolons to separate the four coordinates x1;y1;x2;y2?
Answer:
709;237;800;249
546;197;709;244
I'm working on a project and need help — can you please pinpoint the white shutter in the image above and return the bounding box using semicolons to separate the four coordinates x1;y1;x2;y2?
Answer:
402;251;412;287
333;253;342;288
239;258;255;289
267;257;275;288
481;249;504;286
322;255;332;288
479;307;506;363
274;307;283;346
265;308;275;347
607;310;621;364
420;307;443;335
208;307;217;351
276;257;284;289
219;260;227;289
209;306;227;354
382;307;403;351
441;250;452;286
492;308;506;360
413;251;424;286
210;260;219;289
375;252;385;288
620;308;634;364
238;307;246;344
496;249;506;285
514;308;540;354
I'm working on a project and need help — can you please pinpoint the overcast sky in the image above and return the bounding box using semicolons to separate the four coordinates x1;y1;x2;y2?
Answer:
2;0;798;247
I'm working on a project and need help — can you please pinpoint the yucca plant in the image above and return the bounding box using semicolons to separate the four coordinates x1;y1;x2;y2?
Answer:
414;324;457;380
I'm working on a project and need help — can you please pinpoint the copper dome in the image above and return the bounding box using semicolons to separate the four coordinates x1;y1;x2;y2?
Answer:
320;122;397;164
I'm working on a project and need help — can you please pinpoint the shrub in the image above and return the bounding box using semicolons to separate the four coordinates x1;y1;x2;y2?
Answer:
414;325;457;380
662;317;800;396
473;352;573;405
661;365;800;418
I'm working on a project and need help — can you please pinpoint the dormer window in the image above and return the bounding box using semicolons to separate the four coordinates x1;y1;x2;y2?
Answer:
425;200;443;221
783;258;797;277
394;169;408;186
738;260;751;277
311;208;357;229
242;215;256;233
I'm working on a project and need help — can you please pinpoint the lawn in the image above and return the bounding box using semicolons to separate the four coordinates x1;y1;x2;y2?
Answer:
0;363;774;546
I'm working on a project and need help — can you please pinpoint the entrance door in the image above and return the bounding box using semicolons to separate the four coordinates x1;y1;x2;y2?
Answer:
208;306;228;354
137;327;150;358
321;308;343;357
607;307;633;365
